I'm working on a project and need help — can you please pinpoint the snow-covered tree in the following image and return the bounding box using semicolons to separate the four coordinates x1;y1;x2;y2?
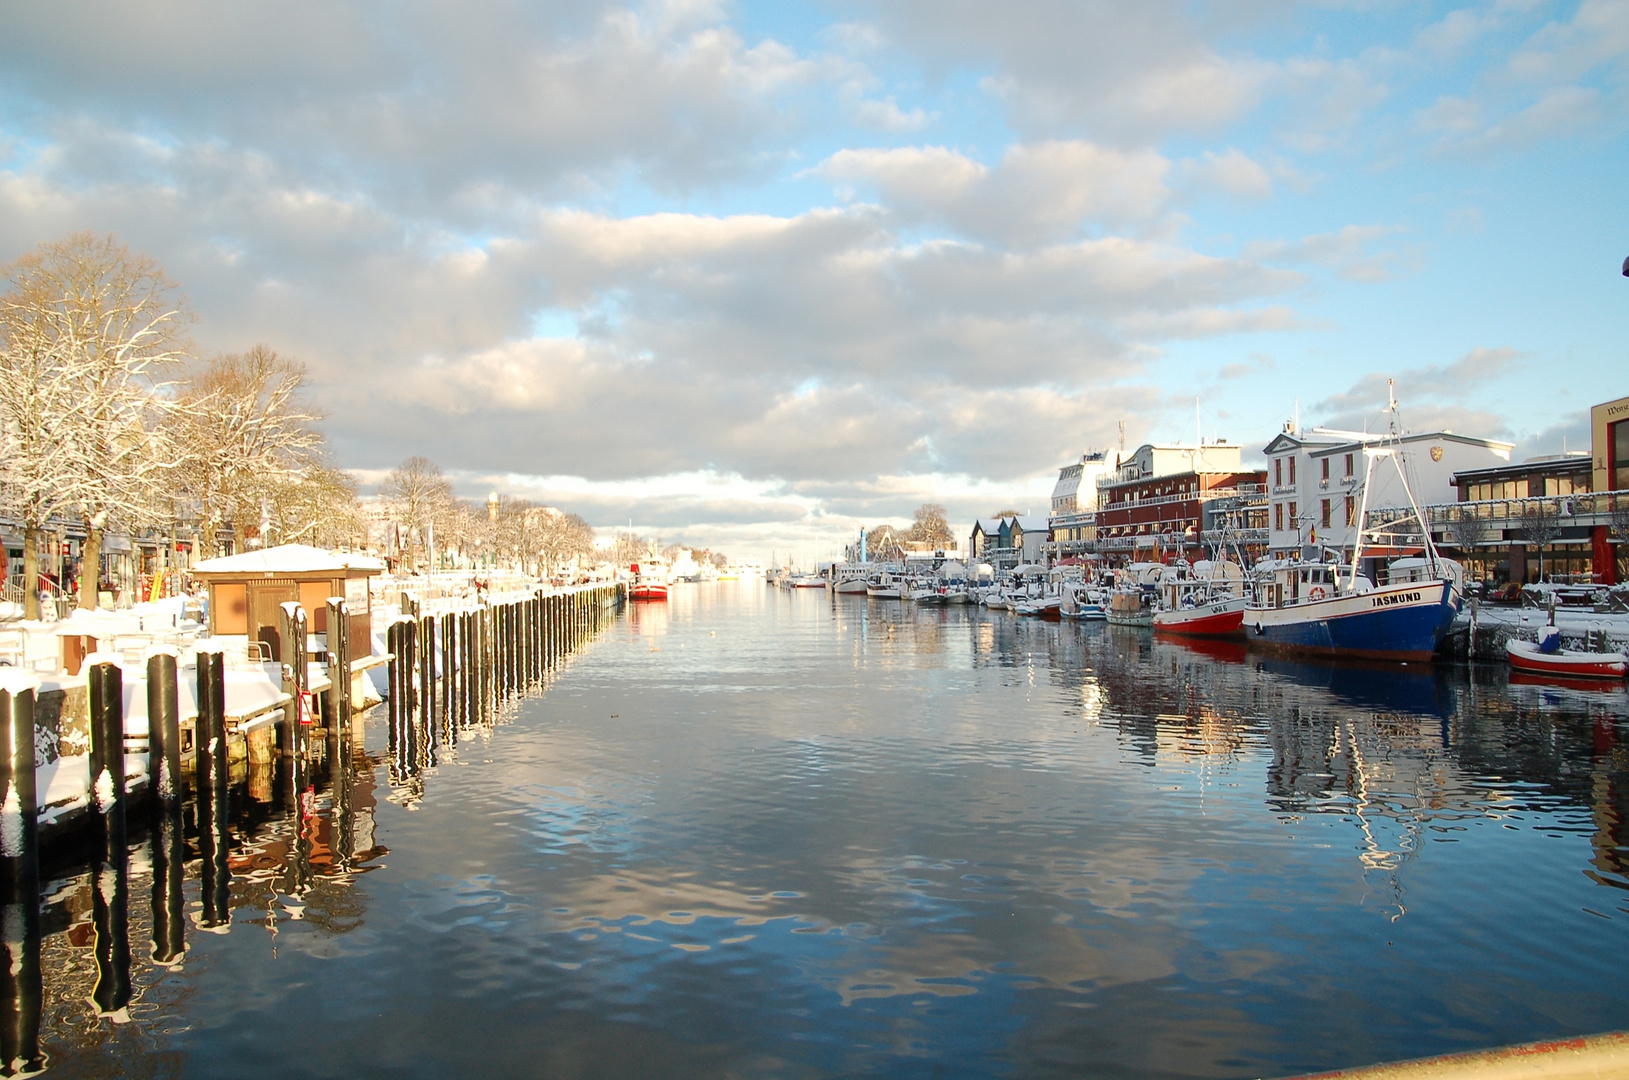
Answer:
172;346;322;557
265;461;363;550
380;456;455;571
0;232;188;614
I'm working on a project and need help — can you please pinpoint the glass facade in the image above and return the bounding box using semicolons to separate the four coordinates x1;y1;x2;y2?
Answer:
1614;418;1629;491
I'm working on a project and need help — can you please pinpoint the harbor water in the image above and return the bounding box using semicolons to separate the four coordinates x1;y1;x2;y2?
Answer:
29;583;1629;1078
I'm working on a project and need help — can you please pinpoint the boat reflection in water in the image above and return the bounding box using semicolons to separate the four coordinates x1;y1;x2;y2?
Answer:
17;588;1629;1080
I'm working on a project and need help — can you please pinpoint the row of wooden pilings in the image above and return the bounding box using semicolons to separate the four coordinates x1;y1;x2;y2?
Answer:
0;582;620;1072
383;585;623;785
0;651;232;1073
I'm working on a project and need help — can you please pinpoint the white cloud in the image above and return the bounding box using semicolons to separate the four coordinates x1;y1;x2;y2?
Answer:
1244;224;1410;283
1180;148;1274;200
817;140;1174;244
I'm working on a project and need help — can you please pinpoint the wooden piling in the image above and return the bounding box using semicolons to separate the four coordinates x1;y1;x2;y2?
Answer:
146;651;185;965
327;597;351;719
0;673;43;1074
196;649;231;929
87;661;132;1015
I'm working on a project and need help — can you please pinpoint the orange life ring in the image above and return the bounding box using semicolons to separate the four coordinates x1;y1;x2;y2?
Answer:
1308;586;1327;601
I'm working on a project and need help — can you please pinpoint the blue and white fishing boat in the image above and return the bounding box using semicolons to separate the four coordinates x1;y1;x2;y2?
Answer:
1246;432;1463;662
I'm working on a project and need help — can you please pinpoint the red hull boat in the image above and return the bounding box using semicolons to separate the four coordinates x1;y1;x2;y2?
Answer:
1506;638;1626;680
1152;598;1246;638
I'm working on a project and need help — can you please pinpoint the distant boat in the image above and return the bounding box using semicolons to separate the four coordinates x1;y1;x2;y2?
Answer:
866;572;905;599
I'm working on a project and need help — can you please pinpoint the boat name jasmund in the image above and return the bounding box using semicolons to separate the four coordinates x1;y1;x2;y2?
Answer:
1370;591;1423;608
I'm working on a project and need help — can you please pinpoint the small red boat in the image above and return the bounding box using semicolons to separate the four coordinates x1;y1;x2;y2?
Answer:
1152;596;1246;638
1506;638;1626;680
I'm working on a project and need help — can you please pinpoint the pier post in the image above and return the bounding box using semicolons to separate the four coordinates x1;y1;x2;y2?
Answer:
147;651;185;966
0;674;42;1075
385;621;399;742
327;598;351;719
87;661;132;1016
196;649;231;930
456;611;469;728
278;602;310;763
478;605;491;722
420;615;436;748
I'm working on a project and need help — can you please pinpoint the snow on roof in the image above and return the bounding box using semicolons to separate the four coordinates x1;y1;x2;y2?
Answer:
191;543;385;575
1013;515;1049;531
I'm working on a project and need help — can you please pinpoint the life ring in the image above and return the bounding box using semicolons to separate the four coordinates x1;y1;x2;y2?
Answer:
1308;586;1327;601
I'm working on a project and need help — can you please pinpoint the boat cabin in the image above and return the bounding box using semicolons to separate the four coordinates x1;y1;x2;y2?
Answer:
1251;560;1360;610
190;544;384;662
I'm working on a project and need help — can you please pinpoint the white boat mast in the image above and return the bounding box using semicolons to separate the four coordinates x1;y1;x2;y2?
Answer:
1347;382;1446;590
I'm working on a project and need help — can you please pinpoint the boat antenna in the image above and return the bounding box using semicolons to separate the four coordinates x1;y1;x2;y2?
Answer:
1387;378;1399;436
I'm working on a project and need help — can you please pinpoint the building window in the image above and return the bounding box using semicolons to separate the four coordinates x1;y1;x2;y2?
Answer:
1274;459;1282;486
1321;458;1330;481
1288;458;1296;485
1344;495;1355;527
1320;499;1331;528
1345;453;1354;477
1288;502;1298;532
1274;503;1283;531
1614;419;1629;491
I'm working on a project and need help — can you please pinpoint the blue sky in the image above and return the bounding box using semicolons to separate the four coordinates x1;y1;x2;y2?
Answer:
1;0;1624;558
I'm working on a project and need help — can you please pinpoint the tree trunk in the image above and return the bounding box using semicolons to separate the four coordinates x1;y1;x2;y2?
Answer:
22;524;40;622
198;516;217;562
80;522;101;611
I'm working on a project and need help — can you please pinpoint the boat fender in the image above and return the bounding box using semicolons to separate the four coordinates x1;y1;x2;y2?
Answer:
1253;622;1265;636
1308;587;1326;601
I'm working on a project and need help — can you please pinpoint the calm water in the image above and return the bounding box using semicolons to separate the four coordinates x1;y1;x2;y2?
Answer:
32;584;1629;1078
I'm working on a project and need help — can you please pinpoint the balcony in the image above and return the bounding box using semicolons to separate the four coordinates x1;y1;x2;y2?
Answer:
1425;491;1627;547
1102;484;1268;512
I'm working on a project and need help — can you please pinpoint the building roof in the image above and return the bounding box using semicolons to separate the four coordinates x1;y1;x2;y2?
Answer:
1451;454;1591;484
192;543;386;575
1011;515;1049;532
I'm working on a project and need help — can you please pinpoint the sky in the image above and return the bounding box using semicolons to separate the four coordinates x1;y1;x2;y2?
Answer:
1;0;1625;561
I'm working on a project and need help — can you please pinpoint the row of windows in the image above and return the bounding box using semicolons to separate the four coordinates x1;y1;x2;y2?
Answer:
1274;453;1357;487
1273;497;1357;532
1462;474;1587;501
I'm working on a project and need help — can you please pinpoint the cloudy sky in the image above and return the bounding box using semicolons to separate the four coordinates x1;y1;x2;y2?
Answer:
2;1;1625;559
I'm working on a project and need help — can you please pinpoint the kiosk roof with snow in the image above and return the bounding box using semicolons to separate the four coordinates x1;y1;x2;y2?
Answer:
190;544;383;661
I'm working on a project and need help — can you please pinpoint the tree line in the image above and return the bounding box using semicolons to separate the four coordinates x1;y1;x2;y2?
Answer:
0;232;598;619
377;455;598;577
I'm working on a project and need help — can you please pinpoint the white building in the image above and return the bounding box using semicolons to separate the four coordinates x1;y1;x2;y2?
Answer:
1047;450;1119;561
1260;425;1514;557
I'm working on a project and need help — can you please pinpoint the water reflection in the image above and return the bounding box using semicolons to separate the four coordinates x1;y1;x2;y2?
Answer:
19;587;1629;1078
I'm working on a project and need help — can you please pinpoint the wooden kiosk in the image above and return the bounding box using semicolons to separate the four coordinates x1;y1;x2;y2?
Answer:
189;544;384;662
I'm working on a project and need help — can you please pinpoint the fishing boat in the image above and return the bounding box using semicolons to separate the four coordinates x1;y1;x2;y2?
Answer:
866;572;905;599
1154;594;1245;637
1106;588;1154;627
1060;580;1108;620
1245;437;1461;662
832;563;872;594
1153;560;1247;638
628;562;668;601
1506;628;1627;680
